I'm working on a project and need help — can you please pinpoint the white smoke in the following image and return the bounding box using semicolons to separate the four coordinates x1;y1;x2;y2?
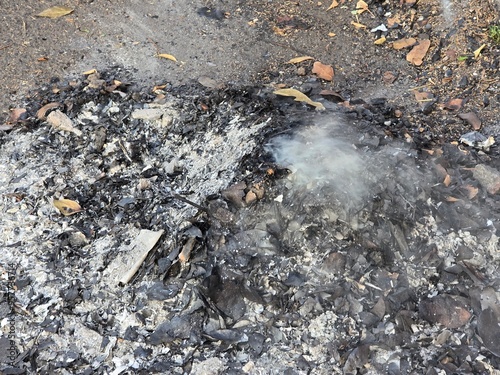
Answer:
268;120;373;210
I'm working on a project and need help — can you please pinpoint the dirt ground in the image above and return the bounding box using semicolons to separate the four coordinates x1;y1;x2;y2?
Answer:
2;0;499;140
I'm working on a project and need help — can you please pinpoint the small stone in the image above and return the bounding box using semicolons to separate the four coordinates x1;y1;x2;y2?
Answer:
245;190;257;204
131;108;164;121
457;76;468;88
297;67;306;76
473;164;500;194
419;294;471;328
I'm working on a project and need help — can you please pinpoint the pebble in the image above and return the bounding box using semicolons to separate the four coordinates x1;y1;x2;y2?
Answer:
473;164;500;194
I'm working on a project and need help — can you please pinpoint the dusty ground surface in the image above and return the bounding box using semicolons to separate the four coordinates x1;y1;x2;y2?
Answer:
2;0;500;374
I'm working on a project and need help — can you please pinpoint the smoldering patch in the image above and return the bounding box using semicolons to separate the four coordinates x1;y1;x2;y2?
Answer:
267;121;374;212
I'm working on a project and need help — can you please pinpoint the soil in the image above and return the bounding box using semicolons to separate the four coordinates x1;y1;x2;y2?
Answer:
2;0;500;374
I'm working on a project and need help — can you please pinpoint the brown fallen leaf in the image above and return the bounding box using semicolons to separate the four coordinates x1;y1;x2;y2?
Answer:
387;17;400;28
179;237;196;264
392;38;417;50
445;196;460;202
374;36;386;45
459;112;481;130
53;198;82;216
413;91;433;102
406;39;431;66
37;6;74;19
272;26;288;36
37;57;49;62
351;21;367;29
328;32;336;37
444;98;464;110
36;102;62;120
157;53;177;62
312;61;334;81
382;71;397;84
443;174;452;187
7;108;27;123
327;0;339;10
356;0;373;16
462;185;479;199
288;56;314;64
274;88;325;111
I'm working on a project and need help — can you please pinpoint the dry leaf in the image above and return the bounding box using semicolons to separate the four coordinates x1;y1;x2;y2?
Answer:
37;6;74;19
53;198;82;216
414;91;433;102
443;174;452;187
474;44;486;59
356;0;372;15
445;196;460;202
7;108;27;123
36;102;62;120
288;56;314;64
272;26;288;36
382;71;397;84
328;32;336;37
37;57;49;61
387;17;400;27
157;53;177;62
274;88;325;111
374;36;386;45
351;21;367;29
327;0;339;10
392;38;417;50
462;185;479;199
179;238;196;264
83;69;97;75
444;98;464;110
312;61;334;81
459;112;481;130
406;39;431;66
46;110;82;136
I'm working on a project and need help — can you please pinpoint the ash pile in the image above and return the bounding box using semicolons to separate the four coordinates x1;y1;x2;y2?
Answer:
1;71;500;374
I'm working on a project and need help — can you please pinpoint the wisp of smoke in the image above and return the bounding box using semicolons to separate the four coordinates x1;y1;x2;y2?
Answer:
441;0;454;25
268;122;372;210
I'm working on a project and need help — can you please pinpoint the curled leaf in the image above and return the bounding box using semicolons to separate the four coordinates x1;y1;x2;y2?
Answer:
274;88;325;111
157;53;177;62
53;198;82;216
473;44;486;59
37;6;74;19
288;56;314;64
37;102;62;120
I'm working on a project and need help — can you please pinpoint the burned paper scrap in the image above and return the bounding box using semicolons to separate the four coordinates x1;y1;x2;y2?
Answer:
106;229;164;286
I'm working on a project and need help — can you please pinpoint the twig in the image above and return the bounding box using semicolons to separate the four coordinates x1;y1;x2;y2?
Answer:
172;193;209;213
